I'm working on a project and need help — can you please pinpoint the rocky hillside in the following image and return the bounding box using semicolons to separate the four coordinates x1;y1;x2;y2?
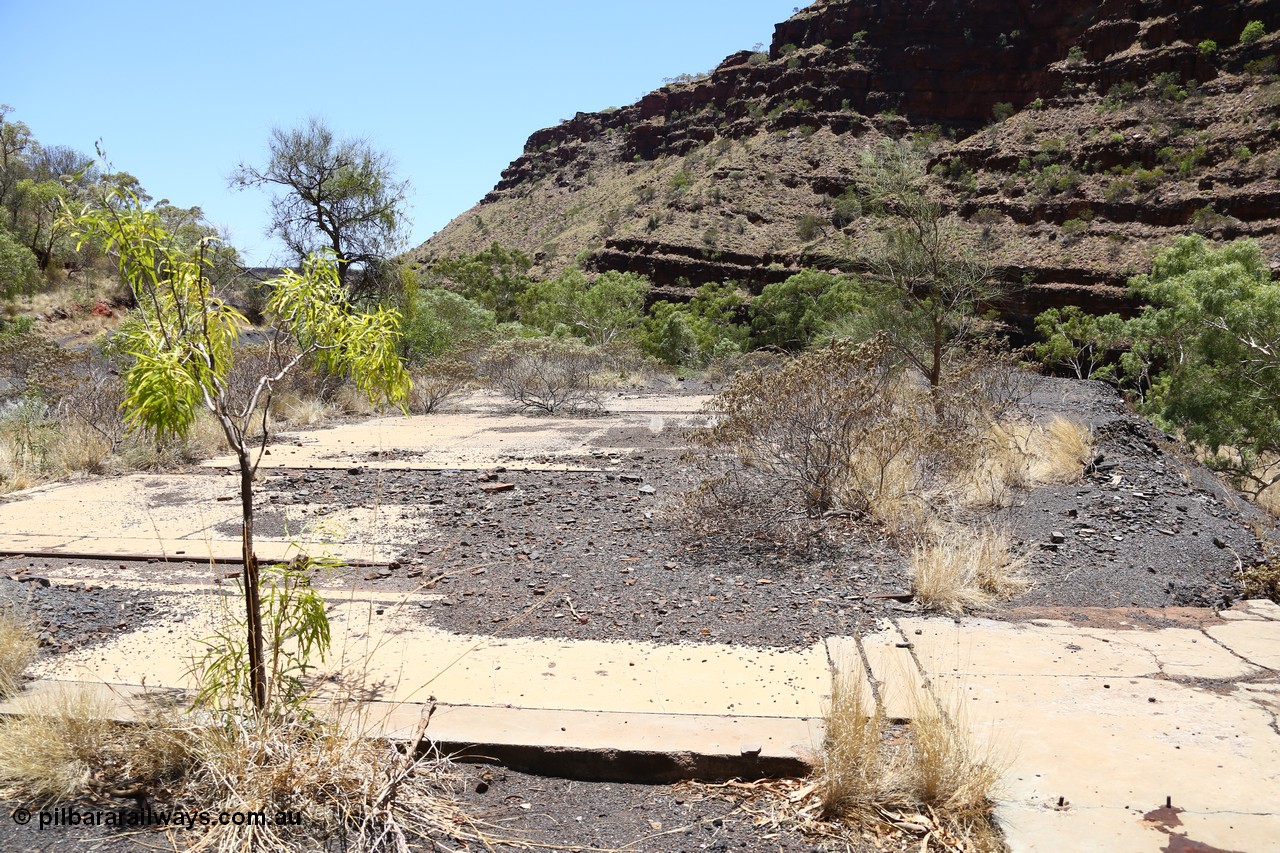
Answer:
407;0;1280;328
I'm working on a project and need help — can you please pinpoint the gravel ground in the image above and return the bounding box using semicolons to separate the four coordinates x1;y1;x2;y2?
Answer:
1;375;1275;852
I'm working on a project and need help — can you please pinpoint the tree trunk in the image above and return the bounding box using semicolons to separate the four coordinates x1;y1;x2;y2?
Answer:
238;455;268;711
929;314;945;416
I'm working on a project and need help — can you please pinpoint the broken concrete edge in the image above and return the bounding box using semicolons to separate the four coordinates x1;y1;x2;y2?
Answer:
0;548;389;569
0;679;822;785
435;742;813;784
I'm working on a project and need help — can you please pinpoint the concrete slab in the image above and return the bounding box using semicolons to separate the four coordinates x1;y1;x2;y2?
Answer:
1206;619;1280;670
829;628;932;720
32;591;832;718
0;474;419;563
15;579;831;781
1242;598;1280;621
901;616;1262;681
895;615;1280;853
200;405;712;472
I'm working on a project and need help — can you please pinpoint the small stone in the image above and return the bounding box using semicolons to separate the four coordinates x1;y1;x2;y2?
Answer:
348;467;362;475
1050;531;1066;544
1213;536;1227;549
638;484;657;495
619;473;643;483
480;482;516;494
740;744;762;757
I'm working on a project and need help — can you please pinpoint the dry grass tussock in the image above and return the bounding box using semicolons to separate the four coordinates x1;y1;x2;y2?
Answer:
910;526;1030;615
0;609;37;698
0;687;495;852
331;382;383;416
725;670;1006;851
269;390;330;427
959;416;1093;507
0;688;189;803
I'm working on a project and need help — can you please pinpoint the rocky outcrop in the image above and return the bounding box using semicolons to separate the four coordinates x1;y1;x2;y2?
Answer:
409;0;1280;330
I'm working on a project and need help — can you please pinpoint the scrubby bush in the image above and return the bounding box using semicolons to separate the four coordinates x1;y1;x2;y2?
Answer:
1241;20;1266;45
689;338;912;523
478;337;607;414
407;356;475;414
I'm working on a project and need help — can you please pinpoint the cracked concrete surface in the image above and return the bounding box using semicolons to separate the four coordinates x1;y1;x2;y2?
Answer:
892;611;1280;851
6;575;1277;850
1;408;1279;849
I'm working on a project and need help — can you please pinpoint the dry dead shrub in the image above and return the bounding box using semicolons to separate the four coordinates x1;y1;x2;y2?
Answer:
116;410;228;470
183;713;484;853
53;419;113;475
478;337;608;413
704;348;785;389
692;337;901;519
0;609;36;698
407;356;475;414
687;338;972;540
910;526;1029;614
50;353;129;454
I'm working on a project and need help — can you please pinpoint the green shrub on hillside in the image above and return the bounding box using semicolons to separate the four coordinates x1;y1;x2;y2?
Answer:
399;287;495;364
750;269;863;350
641;281;748;367
520;269;650;346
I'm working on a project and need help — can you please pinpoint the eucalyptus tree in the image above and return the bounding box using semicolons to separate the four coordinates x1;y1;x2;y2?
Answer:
70;190;410;711
231;117;410;304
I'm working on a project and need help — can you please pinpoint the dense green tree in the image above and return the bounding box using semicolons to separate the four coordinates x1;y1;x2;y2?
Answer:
520;268;650;345
232;117;410;302
1033;306;1128;381
643;282;749;366
431;242;533;322
750;269;862;350
1127;235;1280;493
399;286;495;364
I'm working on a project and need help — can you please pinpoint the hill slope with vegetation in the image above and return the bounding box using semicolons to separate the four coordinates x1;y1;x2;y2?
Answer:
409;0;1280;328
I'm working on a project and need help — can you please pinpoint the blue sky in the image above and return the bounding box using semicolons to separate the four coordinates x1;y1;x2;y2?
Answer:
3;1;798;265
